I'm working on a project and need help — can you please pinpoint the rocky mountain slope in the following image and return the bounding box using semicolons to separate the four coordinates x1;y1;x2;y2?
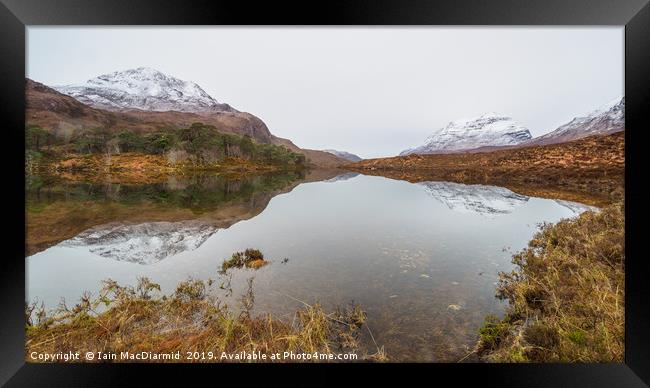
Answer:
400;113;532;155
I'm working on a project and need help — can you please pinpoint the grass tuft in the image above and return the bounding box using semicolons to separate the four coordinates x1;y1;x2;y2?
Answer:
220;249;269;274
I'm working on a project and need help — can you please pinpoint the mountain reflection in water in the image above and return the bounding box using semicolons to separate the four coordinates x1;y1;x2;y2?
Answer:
62;221;220;265
25;170;310;257
419;181;595;216
419;181;529;216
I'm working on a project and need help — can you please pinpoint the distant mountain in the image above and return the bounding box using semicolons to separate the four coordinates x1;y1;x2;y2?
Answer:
53;67;234;113
530;97;624;146
400;113;531;155
26;77;346;168
323;149;363;162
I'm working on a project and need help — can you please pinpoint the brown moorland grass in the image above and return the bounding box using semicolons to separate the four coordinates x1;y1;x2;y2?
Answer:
349;132;624;206
476;202;624;362
26;277;387;363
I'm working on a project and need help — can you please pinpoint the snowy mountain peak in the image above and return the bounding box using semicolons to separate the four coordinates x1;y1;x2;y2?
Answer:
54;67;235;113
401;114;532;155
534;96;624;144
567;96;624;123
595;96;624;113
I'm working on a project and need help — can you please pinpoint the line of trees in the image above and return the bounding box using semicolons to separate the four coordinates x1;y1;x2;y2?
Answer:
26;123;306;168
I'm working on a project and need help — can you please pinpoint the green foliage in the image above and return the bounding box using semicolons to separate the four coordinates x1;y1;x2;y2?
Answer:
253;142;305;167
177;122;220;155
145;131;176;154
116;131;146;153
567;329;586;345
26;125;52;152
478;314;510;352
67;122;305;168
238;135;255;156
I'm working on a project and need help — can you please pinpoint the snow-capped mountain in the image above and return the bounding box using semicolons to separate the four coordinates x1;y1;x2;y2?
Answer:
419;182;530;216
400;113;532;155
532;97;624;145
323;149;363;162
62;221;219;265
53;67;234;113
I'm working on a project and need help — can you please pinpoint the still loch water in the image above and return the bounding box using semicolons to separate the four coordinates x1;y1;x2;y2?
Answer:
26;172;594;361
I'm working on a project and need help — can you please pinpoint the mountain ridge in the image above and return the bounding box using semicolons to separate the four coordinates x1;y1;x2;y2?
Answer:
528;96;624;146
400;113;532;155
53;67;235;113
401;97;624;156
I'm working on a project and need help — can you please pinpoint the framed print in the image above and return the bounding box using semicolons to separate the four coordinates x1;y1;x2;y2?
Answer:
1;0;649;385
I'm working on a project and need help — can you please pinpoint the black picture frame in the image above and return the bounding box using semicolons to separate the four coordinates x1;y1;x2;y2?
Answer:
1;0;649;385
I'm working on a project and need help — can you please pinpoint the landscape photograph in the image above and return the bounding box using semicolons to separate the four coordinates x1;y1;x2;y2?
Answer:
25;27;624;363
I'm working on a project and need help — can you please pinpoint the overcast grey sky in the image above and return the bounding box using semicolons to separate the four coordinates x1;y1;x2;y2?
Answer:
27;27;623;158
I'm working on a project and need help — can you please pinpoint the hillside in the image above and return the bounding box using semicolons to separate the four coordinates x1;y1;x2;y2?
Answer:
26;79;345;168
349;132;624;206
